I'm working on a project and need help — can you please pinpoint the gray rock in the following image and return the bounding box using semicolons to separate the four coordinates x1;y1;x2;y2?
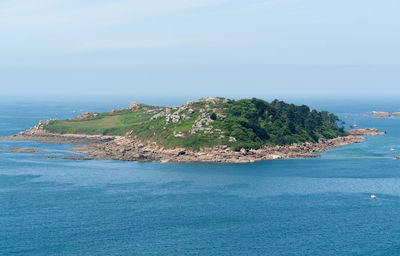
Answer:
61;156;93;160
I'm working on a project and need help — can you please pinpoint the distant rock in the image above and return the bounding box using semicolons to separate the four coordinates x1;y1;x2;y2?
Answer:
9;147;41;153
371;111;400;119
71;112;98;120
61;156;93;160
347;128;385;136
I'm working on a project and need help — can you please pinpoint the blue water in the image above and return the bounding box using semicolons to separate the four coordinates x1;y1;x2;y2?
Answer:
1;96;400;255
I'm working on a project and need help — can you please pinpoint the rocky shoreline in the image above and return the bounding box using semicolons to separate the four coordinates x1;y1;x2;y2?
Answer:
347;128;386;136
0;128;383;163
9;147;41;153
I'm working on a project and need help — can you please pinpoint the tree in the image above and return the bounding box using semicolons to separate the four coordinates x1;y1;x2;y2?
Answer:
210;113;217;120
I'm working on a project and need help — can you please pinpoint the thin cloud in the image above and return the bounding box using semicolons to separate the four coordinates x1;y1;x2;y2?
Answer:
256;0;297;6
0;0;226;28
76;38;224;52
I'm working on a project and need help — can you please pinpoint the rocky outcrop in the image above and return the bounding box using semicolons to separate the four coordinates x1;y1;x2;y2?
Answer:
199;97;228;104
8;147;41;153
70;112;98;120
129;102;141;111
348;128;385;136
372;111;400;119
68;134;365;163
190;112;215;134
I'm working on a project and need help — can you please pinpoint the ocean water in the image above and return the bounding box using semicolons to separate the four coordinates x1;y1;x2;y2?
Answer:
1;96;400;255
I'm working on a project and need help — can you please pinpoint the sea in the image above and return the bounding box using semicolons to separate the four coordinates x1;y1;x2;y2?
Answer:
1;95;400;256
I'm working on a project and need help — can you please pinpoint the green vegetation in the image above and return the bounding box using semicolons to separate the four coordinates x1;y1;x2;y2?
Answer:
43;98;346;151
44;110;154;136
221;98;345;150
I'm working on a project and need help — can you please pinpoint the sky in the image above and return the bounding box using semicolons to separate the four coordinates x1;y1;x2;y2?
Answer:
1;0;399;96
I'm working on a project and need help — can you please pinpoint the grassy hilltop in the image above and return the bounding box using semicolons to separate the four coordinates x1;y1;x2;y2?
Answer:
43;97;346;151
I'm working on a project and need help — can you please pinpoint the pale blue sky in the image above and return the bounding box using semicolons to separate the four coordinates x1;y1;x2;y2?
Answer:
1;0;399;96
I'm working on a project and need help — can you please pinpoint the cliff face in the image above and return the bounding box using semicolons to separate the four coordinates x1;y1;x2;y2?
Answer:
41;97;347;152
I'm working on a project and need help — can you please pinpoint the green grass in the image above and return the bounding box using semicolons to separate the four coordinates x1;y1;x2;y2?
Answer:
44;110;153;136
120;111;152;125
64;115;121;127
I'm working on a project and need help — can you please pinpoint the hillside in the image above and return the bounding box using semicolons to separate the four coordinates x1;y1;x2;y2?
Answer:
42;97;347;151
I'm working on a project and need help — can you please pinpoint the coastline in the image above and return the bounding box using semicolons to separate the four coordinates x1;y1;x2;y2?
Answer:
0;128;371;163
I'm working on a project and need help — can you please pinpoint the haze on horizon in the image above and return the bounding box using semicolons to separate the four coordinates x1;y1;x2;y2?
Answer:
1;0;399;96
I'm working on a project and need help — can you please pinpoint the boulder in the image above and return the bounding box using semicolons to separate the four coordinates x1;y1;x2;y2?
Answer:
229;137;237;142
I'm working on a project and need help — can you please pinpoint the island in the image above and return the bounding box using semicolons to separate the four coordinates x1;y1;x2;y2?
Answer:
0;97;385;163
